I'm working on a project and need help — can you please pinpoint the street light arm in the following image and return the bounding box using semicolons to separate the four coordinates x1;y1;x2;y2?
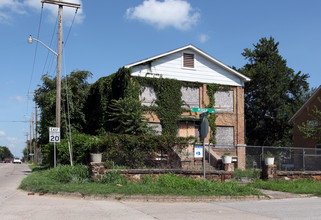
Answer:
28;35;58;56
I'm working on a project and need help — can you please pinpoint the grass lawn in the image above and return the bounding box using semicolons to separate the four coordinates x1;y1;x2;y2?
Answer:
19;166;262;197
20;165;321;197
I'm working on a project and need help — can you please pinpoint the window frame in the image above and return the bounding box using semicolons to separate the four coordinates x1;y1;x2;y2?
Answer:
182;52;195;69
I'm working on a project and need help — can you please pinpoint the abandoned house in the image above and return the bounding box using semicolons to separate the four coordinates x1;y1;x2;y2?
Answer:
124;44;250;169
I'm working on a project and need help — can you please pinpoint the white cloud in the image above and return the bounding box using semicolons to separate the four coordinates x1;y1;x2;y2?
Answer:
0;0;84;25
10;95;26;103
126;0;200;31
199;34;209;43
7;137;18;142
0;131;6;136
0;0;26;23
0;0;25;13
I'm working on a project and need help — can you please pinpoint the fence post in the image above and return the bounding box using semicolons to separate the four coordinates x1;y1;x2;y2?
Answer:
261;146;265;169
303;149;305;171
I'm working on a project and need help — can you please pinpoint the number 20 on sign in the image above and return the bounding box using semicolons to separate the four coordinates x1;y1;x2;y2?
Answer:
49;127;60;143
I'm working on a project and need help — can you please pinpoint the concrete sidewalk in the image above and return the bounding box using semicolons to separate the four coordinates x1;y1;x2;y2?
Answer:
259;189;313;200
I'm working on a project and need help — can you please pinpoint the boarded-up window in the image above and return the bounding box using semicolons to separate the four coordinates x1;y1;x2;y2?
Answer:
178;121;200;140
148;123;162;135
140;86;157;106
183;53;194;68
181;86;199;108
214;90;233;112
216;126;234;148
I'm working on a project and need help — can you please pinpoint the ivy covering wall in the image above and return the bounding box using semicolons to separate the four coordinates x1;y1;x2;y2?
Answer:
206;84;230;144
85;67;230;143
134;77;184;135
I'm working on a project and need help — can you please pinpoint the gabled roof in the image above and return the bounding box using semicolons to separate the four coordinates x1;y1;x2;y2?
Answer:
289;86;321;122
124;44;251;82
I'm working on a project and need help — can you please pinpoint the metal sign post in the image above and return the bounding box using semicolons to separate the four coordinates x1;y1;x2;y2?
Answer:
200;117;209;182
49;127;60;167
191;107;215;181
54;142;56;168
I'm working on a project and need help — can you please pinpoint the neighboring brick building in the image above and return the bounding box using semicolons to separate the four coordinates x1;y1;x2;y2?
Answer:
290;86;321;149
125;45;250;169
289;86;321;170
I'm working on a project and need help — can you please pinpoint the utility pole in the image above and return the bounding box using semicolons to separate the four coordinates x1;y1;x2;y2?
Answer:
32;112;35;162
25;132;29;161
35;102;38;164
41;0;80;167
29;117;32;161
41;0;81;129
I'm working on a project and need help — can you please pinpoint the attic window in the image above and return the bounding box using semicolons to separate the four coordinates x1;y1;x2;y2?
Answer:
183;53;194;68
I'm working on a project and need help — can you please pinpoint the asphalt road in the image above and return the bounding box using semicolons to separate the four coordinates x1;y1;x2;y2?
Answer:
1;163;321;220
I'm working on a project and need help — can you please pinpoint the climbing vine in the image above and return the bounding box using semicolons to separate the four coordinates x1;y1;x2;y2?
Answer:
206;84;230;144
88;67;232;143
134;77;183;135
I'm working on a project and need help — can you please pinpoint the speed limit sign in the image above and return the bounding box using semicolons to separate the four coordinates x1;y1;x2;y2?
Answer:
49;127;60;143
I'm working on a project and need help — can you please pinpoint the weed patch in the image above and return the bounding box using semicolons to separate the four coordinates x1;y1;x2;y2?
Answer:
20;168;262;197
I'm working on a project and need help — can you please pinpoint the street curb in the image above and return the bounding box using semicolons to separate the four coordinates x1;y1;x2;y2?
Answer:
46;192;269;202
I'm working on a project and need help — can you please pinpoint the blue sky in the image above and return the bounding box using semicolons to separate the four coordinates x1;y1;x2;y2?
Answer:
1;0;320;157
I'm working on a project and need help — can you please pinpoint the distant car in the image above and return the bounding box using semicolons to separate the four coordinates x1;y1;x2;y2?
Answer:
13;158;22;164
4;158;11;163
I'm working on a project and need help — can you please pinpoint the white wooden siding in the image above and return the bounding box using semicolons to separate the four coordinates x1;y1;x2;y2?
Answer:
131;49;244;86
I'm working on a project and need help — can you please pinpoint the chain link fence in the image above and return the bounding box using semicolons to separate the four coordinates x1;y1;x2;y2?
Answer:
244;145;321;171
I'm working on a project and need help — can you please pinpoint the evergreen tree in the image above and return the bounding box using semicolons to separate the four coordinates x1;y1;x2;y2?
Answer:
107;97;151;135
239;37;309;146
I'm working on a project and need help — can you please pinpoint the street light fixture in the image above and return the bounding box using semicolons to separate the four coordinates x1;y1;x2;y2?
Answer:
28;35;58;56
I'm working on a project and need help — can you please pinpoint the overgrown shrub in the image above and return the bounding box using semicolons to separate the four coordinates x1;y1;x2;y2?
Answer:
45;131;193;168
157;173;201;190
234;168;261;180
100;133;194;168
100;172;129;185
45;165;90;183
141;175;154;184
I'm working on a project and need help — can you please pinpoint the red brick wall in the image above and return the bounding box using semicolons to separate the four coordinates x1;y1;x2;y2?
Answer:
292;90;321;149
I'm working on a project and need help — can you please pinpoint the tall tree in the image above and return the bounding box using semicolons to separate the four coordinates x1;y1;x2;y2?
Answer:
34;70;92;145
239;37;309;146
0;146;13;160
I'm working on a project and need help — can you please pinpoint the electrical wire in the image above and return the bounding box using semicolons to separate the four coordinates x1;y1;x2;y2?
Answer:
64;8;78;47
62;46;74;166
61;8;79;166
27;4;44;114
41;14;58;78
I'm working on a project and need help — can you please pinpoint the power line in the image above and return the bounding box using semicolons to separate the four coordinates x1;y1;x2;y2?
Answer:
41;14;58;79
64;8;78;47
0;121;29;123
27;3;44;95
27;4;44;115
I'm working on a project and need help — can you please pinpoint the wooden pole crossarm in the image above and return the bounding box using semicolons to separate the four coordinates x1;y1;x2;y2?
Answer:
41;0;81;9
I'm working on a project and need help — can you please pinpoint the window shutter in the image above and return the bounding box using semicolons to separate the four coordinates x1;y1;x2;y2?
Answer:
183;53;194;68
